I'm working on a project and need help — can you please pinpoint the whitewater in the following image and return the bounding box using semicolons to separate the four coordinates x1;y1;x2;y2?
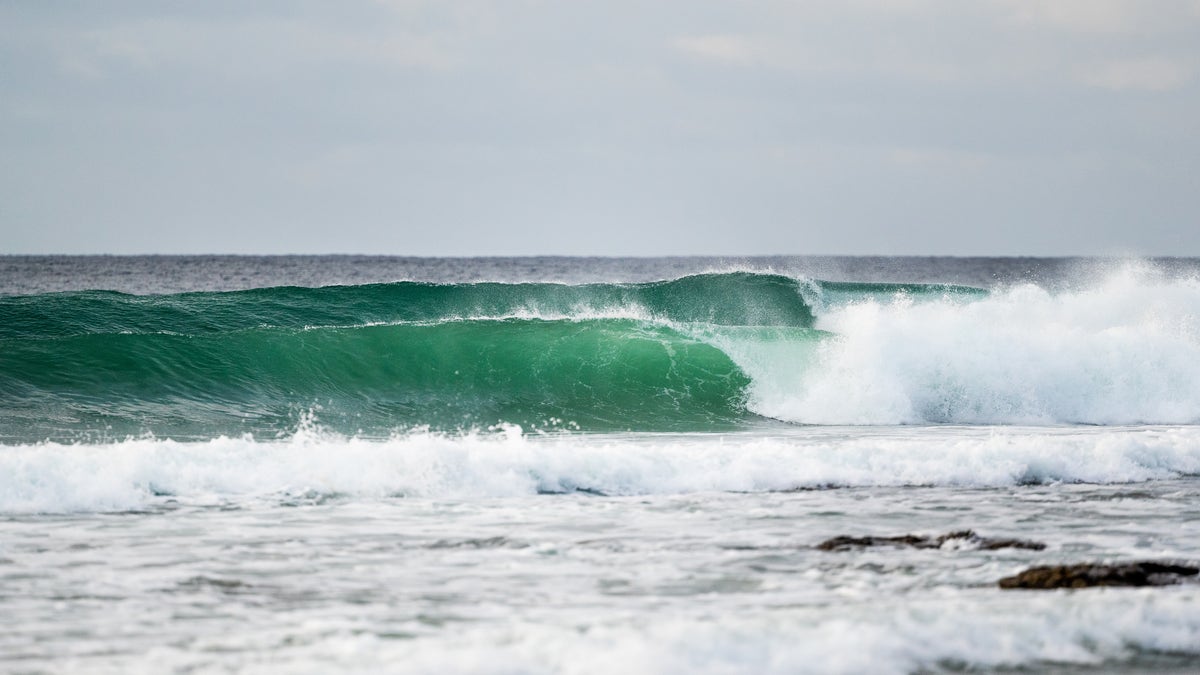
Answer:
2;256;1200;674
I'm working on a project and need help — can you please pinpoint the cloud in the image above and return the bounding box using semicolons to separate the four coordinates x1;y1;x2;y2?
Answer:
52;12;457;83
885;146;995;171
665;2;1200;95
670;30;964;85
1082;56;1194;92
992;0;1200;35
3;1;1200;255
671;34;763;67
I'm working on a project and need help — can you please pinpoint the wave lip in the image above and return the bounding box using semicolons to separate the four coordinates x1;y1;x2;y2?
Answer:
0;272;818;340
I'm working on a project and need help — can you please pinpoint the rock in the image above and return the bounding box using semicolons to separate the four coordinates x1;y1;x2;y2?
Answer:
998;561;1200;589
817;530;1045;552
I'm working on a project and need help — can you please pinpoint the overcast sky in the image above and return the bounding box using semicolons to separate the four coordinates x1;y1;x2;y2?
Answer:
2;0;1199;255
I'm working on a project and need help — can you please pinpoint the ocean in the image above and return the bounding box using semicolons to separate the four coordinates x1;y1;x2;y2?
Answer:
2;255;1199;674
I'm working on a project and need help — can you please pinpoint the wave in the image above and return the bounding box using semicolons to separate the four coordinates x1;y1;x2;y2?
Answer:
0;318;759;437
0;272;822;339
2;270;1199;440
761;272;1200;425
3;426;1199;513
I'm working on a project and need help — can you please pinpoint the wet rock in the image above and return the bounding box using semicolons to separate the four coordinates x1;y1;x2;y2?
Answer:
817;530;1045;552
998;562;1200;589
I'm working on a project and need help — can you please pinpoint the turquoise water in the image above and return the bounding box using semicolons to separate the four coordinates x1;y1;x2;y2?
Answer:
0;273;982;440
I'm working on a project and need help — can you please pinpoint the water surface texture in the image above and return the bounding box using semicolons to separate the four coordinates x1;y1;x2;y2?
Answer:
2;256;1199;674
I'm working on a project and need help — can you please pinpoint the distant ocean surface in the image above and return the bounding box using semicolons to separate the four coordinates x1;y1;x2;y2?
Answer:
3;255;1200;674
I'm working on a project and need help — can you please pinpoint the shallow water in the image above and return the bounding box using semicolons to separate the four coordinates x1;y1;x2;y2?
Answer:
3;468;1198;674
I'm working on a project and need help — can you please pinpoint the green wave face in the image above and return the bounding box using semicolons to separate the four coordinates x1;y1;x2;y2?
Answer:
0;319;754;440
0;272;987;441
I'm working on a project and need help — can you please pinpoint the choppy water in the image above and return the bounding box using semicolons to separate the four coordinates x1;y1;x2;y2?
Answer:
2;256;1199;674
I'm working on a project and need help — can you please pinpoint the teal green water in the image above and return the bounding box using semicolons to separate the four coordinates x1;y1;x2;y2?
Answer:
0;272;818;340
0;273;983;440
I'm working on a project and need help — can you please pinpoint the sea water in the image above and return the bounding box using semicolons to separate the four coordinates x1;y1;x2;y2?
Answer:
1;256;1199;673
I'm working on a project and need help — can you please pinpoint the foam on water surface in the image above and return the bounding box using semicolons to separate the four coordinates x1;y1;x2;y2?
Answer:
3;425;1199;514
5;478;1200;674
234;592;1200;675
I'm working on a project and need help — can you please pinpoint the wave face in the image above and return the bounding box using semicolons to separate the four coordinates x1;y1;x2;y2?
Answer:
2;269;1200;441
0;318;755;437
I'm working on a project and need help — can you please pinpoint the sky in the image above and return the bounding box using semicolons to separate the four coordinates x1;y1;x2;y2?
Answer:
2;0;1199;256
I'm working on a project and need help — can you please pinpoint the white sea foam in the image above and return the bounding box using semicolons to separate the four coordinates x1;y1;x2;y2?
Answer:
81;590;1200;674
3;425;1199;513
345;594;1200;675
731;271;1200;425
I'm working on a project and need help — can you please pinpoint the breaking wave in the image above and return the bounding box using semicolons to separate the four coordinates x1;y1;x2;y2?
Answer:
1;269;1198;441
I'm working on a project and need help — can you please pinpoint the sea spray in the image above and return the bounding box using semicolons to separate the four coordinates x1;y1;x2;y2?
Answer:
756;273;1200;425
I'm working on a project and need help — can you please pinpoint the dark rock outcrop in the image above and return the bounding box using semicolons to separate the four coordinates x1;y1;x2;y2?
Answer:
817;530;1045;552
998;561;1200;589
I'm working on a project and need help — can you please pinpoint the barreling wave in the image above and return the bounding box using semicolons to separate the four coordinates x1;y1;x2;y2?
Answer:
0;273;975;441
2;270;1200;441
0;318;761;439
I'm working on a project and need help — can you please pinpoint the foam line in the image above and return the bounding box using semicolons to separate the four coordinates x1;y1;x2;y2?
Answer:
3;426;1199;513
